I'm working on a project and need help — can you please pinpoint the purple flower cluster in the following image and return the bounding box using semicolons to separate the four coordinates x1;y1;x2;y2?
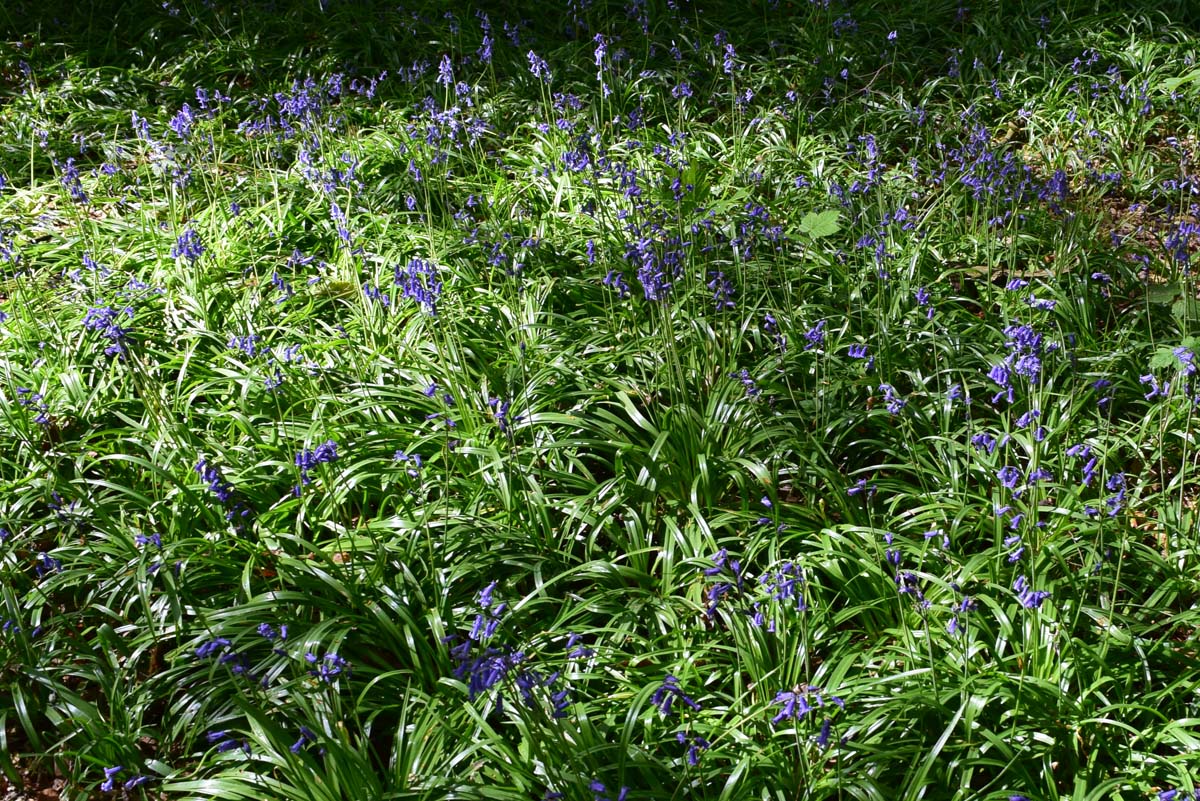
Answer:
305;651;350;682
1013;575;1050;609
100;766;151;792
650;674;701;716
82;305;133;358
395;257;443;315
170;229;204;263
294;440;339;492
771;685;844;725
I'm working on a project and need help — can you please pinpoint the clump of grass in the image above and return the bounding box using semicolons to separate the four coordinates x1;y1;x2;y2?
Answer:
1;0;1200;799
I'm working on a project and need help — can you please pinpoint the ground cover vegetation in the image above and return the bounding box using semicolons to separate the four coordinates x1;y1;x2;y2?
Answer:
1;0;1199;798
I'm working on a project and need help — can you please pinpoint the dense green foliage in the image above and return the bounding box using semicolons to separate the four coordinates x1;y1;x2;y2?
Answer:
1;0;1199;798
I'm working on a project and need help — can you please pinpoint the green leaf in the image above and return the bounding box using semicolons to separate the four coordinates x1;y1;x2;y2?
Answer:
1147;282;1181;304
1173;298;1189;323
1149;346;1177;371
799;209;841;238
1160;68;1200;93
1151;339;1198;371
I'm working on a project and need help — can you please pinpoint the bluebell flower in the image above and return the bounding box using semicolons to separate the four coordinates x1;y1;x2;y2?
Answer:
1015;409;1040;428
57;157;88;204
833;13;858;36
1013;575;1050;609
83;305;133;357
471;581;506;641
1158;790;1200;801
171;229;204;263
997;466;1022;490
1080;456;1099;487
803;320;826;350
762;313;787;352
270;271;294;302
217;738;246;753
878;384;906;414
478;580;498;609
772;685;843;725
100;766;123;792
971;432;998;454
947;595;976;634
1104;472;1126;516
394;258;442;315
895;569;928;606
1141;373;1170;400
677;731;710;765
847;477;877;497
290;725;318;753
306;651;350;682
988;364;1013;404
394;450;423;477
722;43;738;74
732;369;760;398
452;642;525;704
914;286;932;317
489;397;516;433
651;674;701;716
1027;467;1053;484
195;637;231;659
707;271;735;310
472;11;493;60
34;551;61;578
565;633;592;659
1174;347;1197;375
702;549;744;617
169;103;195;140
1005;533;1024;562
589;781;628;801
228;334;261;358
816;716;833;746
195;458;235;504
527;51;551;82
258;622;287;641
134;532;161;548
294;440;339;489
603;269;630;298
761;561;806;609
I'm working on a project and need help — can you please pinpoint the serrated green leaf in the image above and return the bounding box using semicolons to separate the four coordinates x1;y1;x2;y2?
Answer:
799;209;841;238
1149;346;1177;371
1147;282;1181;304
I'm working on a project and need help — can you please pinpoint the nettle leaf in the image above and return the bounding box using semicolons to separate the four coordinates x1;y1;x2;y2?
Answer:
1146;282;1181;304
1151;338;1199;371
1149;347;1177;371
799;209;841;239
